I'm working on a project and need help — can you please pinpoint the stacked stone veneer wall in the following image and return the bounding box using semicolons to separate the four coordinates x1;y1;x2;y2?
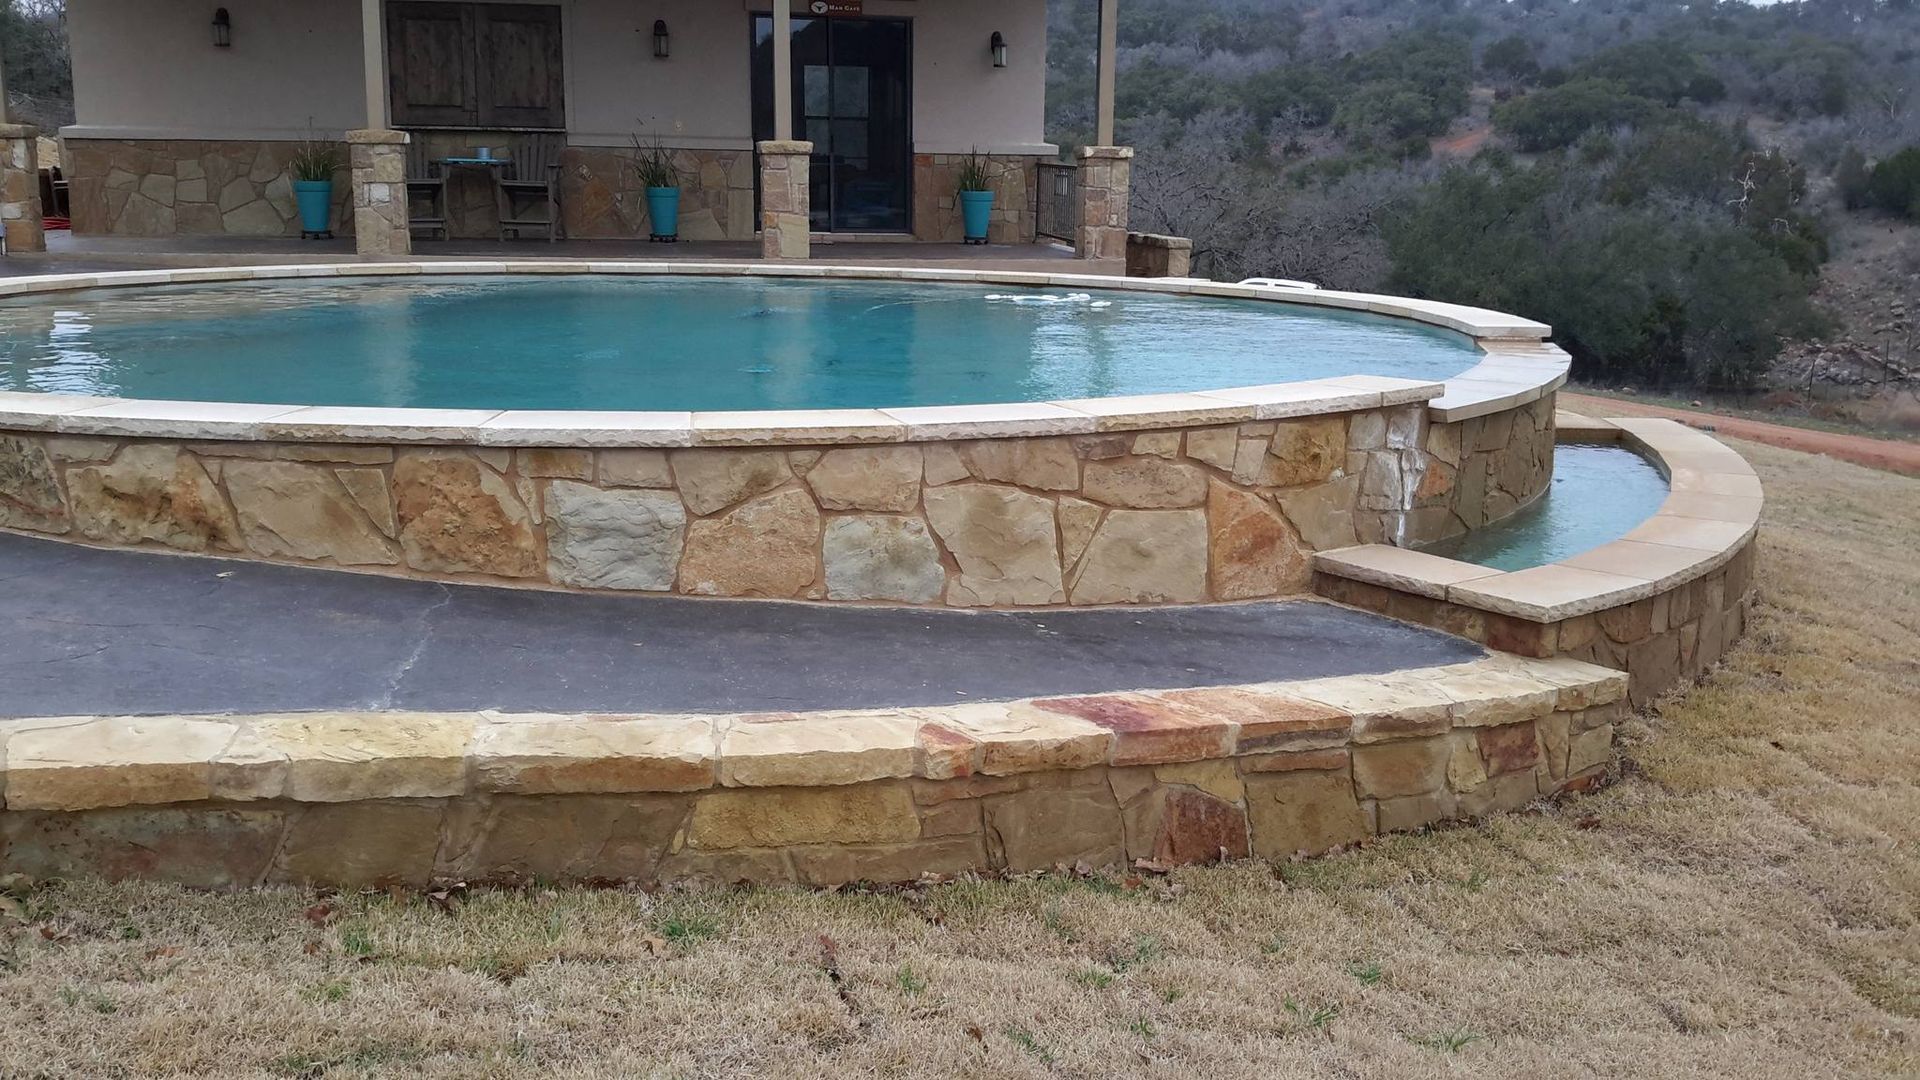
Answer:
0;656;1627;888
65;139;351;238
912;154;1040;244
63;137;761;243
1400;393;1556;547
1314;541;1755;709
559;145;755;242
1314;417;1760;707
0;397;1547;608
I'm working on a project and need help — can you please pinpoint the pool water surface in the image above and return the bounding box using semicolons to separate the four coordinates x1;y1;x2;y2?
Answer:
0;275;1483;412
1419;444;1670;571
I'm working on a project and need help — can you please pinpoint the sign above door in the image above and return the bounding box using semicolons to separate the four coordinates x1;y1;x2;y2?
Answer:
807;0;863;15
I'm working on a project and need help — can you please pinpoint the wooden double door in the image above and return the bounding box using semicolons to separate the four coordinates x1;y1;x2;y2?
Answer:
387;1;566;132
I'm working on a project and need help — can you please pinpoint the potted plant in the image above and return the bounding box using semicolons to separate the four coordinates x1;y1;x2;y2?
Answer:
956;151;995;245
289;125;340;240
631;136;681;242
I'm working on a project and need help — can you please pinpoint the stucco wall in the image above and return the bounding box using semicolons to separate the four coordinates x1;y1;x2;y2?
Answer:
64;0;1052;154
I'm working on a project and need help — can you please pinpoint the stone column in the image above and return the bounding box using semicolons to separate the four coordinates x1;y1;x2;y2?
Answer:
758;140;812;261
347;128;411;258
1125;232;1192;277
0;123;47;253
1074;145;1132;261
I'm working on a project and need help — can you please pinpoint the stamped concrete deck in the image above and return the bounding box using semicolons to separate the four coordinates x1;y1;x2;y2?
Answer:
0;532;1481;717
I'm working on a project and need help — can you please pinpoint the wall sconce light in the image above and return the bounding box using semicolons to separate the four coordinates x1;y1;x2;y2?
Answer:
211;7;232;48
652;20;670;59
989;31;1008;68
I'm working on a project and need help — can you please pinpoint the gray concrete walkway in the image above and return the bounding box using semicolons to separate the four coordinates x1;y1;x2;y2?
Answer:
0;533;1479;717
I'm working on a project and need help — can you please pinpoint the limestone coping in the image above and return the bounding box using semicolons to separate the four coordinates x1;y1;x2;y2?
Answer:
1126;233;1193;251
1312;417;1762;623
0;651;1625;814
344;129;410;144
0;262;1562;448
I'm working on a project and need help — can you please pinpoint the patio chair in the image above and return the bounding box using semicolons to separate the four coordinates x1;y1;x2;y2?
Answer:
405;140;449;241
497;134;564;242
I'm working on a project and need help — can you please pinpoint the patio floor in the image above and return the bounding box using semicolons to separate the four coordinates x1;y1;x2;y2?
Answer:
0;231;1112;278
0;533;1480;717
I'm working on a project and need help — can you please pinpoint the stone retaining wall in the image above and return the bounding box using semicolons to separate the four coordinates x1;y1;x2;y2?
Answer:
1;399;1473;607
1315;543;1753;708
0;654;1627;888
1313;417;1762;706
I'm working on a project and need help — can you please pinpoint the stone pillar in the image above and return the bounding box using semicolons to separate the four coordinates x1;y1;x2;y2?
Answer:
758;140;812;261
0;123;47;253
1074;145;1132;261
347;129;411;258
1126;232;1193;277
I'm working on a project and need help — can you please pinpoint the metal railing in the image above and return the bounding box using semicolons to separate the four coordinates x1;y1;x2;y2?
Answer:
1035;161;1076;243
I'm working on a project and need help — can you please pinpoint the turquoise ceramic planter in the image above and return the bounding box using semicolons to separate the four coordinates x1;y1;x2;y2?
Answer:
293;179;333;237
646;186;681;241
959;189;995;243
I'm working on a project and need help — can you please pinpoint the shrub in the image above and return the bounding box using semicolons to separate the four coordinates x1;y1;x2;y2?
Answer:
1867;147;1920;219
1494;79;1661;152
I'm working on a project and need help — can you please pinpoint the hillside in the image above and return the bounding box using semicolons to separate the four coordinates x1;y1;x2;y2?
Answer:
1047;0;1920;417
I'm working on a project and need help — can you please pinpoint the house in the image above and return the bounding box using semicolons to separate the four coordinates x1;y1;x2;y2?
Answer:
0;0;1131;261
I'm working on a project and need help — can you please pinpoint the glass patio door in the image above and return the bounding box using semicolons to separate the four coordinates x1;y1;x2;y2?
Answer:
752;15;912;233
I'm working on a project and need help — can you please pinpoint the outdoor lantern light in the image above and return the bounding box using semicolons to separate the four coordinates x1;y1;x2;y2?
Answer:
990;31;1008;68
652;19;669;59
211;7;232;48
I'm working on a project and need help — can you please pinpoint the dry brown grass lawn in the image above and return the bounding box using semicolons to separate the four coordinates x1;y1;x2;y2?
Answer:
1;438;1916;1079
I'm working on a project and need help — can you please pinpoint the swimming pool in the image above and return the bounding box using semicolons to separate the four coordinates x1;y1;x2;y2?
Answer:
1419;444;1671;571
0;274;1485;412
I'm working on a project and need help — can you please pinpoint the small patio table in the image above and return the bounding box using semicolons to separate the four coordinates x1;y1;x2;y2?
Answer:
437;156;514;241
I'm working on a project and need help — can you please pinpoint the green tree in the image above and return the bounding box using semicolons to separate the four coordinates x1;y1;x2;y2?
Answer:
1482;35;1540;83
1577;39;1725;106
1383;162;1822;389
1494;79;1661;152
1867;147;1920;219
2;0;71;107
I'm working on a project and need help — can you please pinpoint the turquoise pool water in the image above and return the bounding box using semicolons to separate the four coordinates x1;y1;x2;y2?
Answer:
0;275;1483;412
1419;445;1670;571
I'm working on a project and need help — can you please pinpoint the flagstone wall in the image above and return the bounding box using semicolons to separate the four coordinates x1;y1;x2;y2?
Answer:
65;138;351;238
0;654;1628;888
0;393;1550;608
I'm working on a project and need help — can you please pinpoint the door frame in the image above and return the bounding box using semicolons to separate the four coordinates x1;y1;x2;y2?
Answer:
749;12;915;235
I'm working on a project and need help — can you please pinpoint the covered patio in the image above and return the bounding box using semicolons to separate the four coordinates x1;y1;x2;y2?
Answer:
0;0;1136;266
